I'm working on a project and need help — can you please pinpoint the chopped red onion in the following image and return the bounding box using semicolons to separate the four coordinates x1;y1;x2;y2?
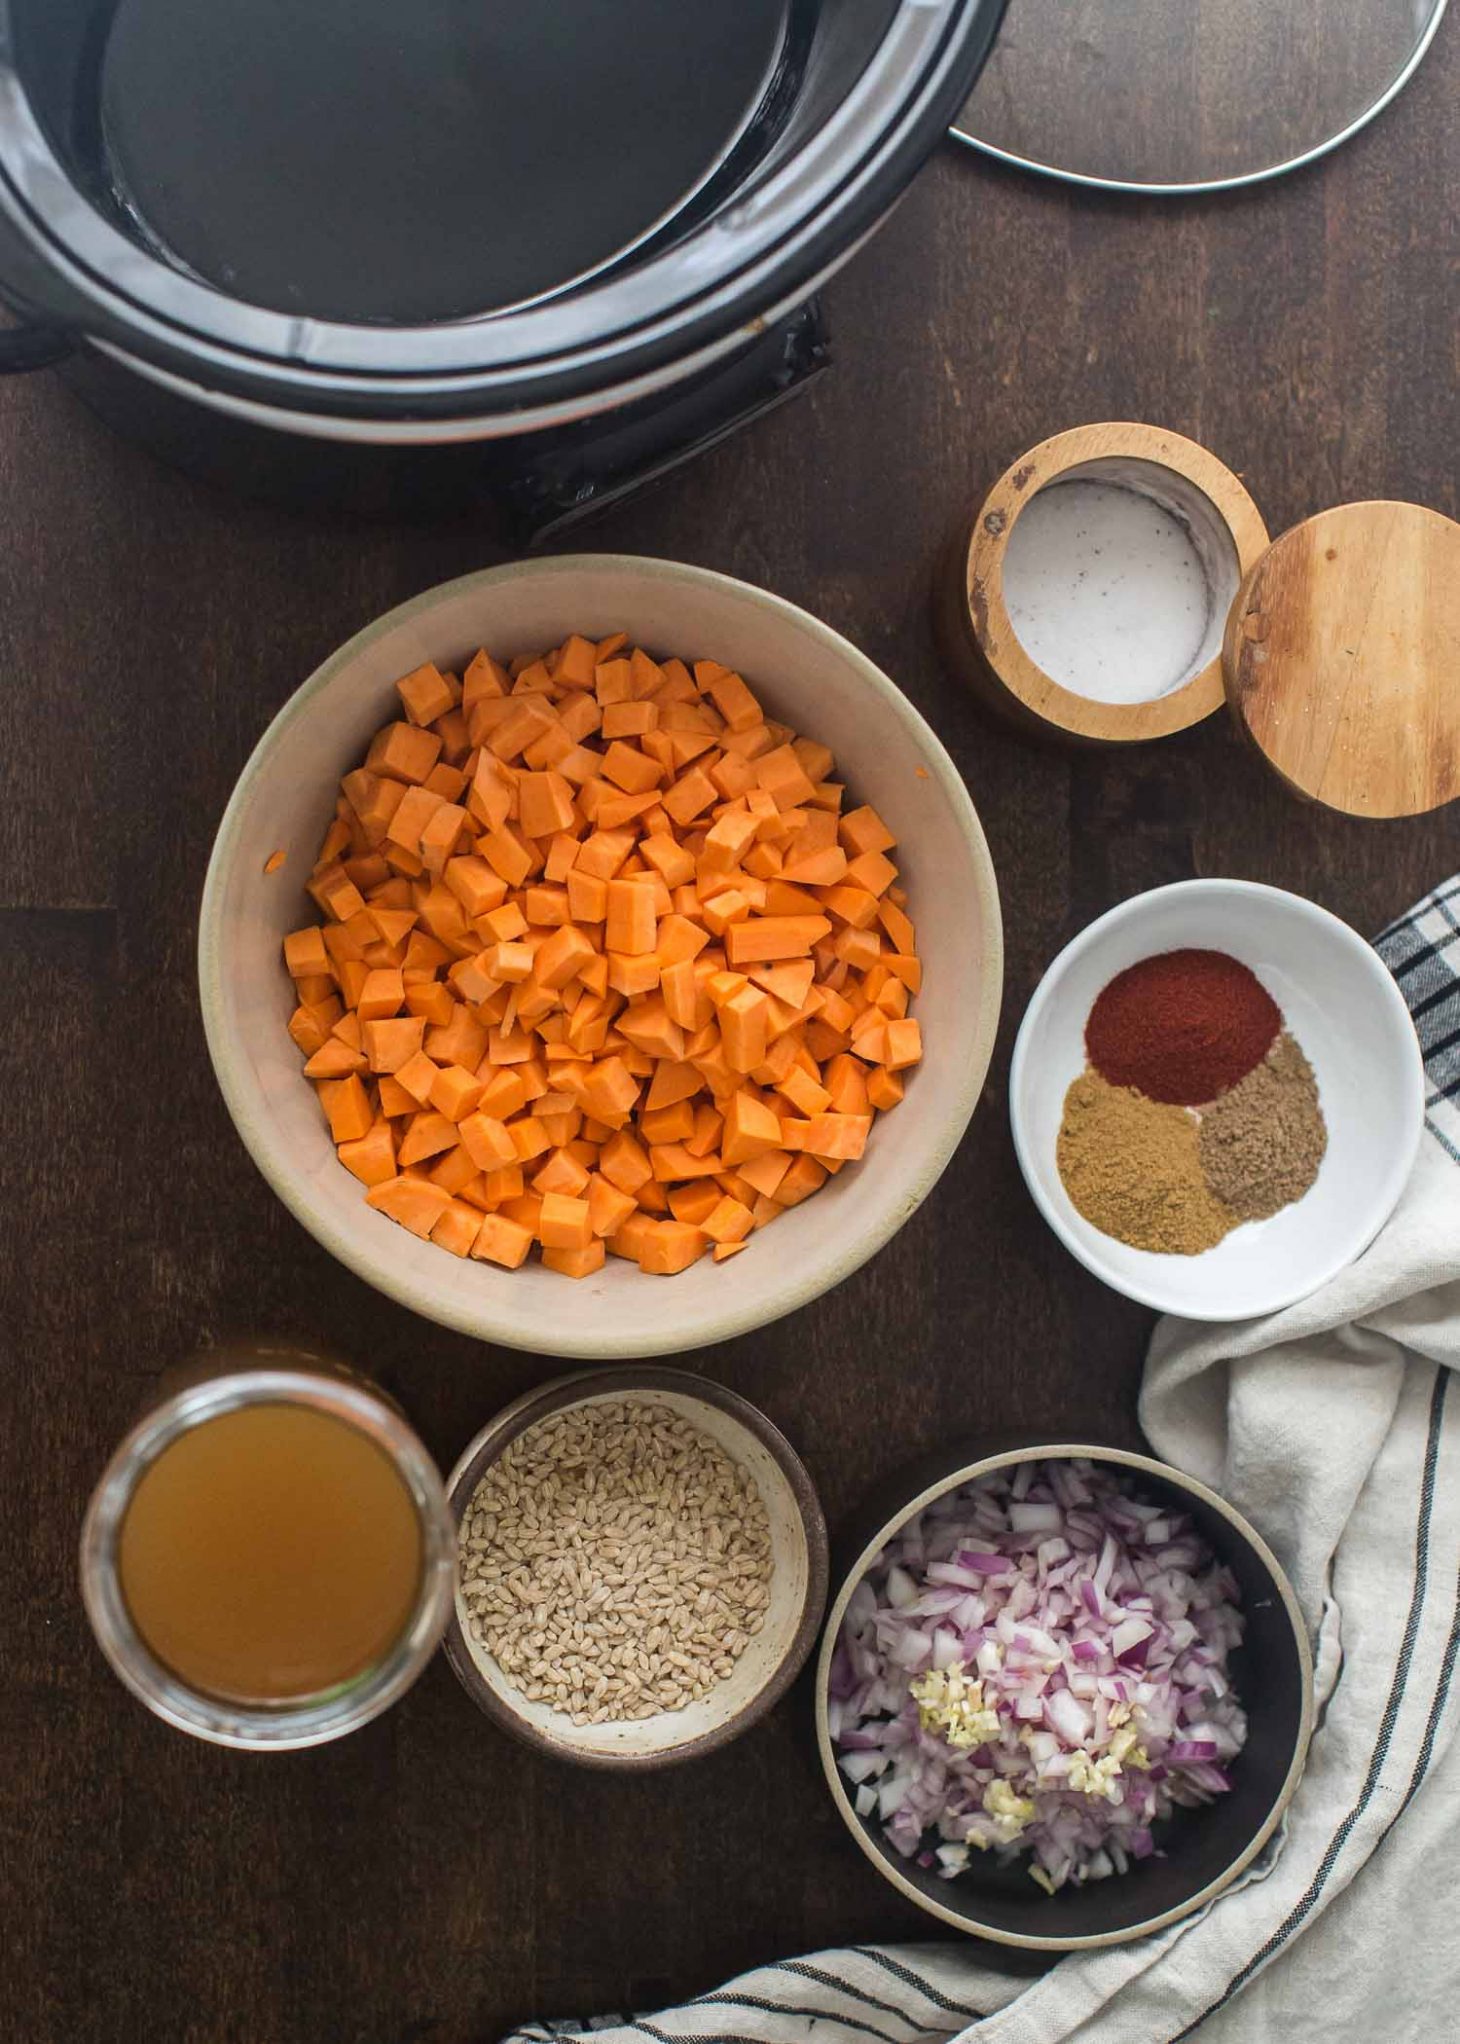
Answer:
831;1459;1248;1893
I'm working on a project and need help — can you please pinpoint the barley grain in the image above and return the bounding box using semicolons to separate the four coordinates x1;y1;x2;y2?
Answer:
459;1400;773;1728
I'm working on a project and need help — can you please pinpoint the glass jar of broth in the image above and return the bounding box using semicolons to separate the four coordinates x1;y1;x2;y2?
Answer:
80;1348;455;1748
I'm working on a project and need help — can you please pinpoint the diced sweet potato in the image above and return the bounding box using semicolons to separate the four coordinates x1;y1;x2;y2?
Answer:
470;1214;533;1269
637;1219;709;1275
337;1118;397;1187
285;629;920;1279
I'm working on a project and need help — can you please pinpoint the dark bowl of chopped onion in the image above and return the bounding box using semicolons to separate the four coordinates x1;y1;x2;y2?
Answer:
815;1445;1313;1949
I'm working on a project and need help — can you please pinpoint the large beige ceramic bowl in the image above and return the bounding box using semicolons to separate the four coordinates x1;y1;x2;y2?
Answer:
199;555;1002;1357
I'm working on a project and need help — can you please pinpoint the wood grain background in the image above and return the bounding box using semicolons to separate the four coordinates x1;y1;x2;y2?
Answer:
2;20;1456;2042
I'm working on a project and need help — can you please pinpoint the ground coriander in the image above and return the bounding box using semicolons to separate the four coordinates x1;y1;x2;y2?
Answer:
1198;1033;1327;1221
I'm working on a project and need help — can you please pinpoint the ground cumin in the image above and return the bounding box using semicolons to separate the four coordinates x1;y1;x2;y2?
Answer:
1198;1033;1327;1221
1057;1071;1237;1256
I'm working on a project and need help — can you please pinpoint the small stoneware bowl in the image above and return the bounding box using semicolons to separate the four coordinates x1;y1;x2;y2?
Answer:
443;1366;828;1768
199;553;1003;1358
1010;878;1423;1320
815;1441;1314;1951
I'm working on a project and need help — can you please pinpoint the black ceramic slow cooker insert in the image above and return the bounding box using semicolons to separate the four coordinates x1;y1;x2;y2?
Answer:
0;0;1005;534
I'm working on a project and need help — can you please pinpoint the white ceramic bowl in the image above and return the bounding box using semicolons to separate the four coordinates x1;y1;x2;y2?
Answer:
200;555;1003;1357
1010;879;1423;1319
443;1367;827;1767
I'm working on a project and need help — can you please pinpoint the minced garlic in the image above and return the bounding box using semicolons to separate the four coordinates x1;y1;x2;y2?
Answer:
981;1777;1036;1842
909;1662;1001;1748
1066;1723;1151;1800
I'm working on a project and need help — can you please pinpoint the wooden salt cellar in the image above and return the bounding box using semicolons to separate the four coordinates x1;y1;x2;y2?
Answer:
1223;501;1460;818
939;422;1269;746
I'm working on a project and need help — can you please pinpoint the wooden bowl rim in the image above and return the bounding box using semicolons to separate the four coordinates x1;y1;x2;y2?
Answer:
964;422;1270;744
444;1366;829;1769
814;1439;1315;1950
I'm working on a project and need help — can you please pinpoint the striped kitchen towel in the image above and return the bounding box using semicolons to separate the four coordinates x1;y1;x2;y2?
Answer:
504;877;1460;2044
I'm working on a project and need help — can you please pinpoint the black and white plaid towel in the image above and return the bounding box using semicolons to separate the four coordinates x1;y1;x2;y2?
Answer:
506;878;1460;2044
1376;874;1460;1164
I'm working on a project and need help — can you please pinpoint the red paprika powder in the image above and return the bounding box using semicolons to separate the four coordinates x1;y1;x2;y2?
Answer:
1086;948;1280;1105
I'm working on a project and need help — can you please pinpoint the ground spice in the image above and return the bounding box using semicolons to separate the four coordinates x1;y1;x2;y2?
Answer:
1057;1070;1237;1255
1198;1033;1327;1221
1087;949;1281;1105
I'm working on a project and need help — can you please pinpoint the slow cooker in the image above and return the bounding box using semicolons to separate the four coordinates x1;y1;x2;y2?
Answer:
0;0;1005;537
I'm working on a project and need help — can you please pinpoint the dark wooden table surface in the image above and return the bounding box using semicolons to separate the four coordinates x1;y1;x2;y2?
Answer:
4;22;1457;2043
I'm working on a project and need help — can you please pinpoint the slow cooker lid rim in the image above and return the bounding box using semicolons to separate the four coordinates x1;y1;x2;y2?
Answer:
0;0;999;400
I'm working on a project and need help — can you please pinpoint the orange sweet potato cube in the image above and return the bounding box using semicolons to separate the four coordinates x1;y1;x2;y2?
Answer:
553;634;597;690
428;1143;480;1195
287;1001;336;1058
337;1118;397;1187
429;1063;485;1122
318;1073;374;1144
533;923;596;991
393;1048;439;1106
803;1111;872;1161
364;1174;453;1237
661;766;717;825
867;1067;905;1111
599;1127;653;1193
601;700;658;739
397;662;456;727
839;804;896;858
517;770;577;840
469;1213;533;1269
431;1199;484;1258
366;721;442;785
724;914;831;966
720;987;769;1074
640;834;696;888
541;1238;607;1279
418;801;468;875
701;1195;755;1246
755;744;818;811
704;669;762;733
385;783;445;857
778;1063;832;1117
845;849;897;897
566;868;608;923
478;823;534;889
883;1017;923;1071
538;1192;593;1251
636;1219;708;1275
397;1111;460;1166
523;885;571;927
356;967;405;1021
284;926;331;980
458;1111;519;1172
599;740;664;796
586;1174;638;1238
575;828;636;881
605;879;657;957
721;1092;782;1166
582;1055;641;1125
363;1015;426;1072
775;1154;828;1206
533;1147;591;1198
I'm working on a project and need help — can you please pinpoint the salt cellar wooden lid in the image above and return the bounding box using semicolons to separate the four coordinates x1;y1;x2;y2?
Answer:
1223;501;1460;818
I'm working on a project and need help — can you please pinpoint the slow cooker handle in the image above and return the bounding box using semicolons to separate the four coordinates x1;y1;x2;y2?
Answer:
0;319;76;373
